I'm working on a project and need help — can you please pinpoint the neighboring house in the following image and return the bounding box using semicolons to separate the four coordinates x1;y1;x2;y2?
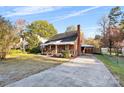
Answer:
40;25;84;57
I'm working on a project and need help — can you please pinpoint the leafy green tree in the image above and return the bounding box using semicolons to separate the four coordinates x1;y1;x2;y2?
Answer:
85;38;101;48
0;16;19;60
25;20;57;53
108;6;122;27
24;31;39;53
27;20;57;39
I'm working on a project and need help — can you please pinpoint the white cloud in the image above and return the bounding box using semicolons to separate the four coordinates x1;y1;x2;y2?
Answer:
5;6;63;17
52;6;101;22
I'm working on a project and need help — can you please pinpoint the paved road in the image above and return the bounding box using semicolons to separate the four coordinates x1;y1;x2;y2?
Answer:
6;55;120;87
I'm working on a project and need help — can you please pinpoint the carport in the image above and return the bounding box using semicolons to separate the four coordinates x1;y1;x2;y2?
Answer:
81;45;94;54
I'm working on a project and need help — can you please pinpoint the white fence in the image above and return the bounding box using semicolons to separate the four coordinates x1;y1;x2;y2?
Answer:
101;48;108;54
122;47;124;56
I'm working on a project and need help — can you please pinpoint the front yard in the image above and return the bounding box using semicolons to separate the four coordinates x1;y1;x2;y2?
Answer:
0;53;68;87
95;54;124;86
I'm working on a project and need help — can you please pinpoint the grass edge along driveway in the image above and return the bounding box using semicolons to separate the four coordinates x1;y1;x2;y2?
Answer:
95;54;124;87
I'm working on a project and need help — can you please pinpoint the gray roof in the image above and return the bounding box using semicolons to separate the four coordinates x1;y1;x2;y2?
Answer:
81;44;94;48
45;31;77;44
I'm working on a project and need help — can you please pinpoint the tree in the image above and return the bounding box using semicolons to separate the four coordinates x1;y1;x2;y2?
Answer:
98;16;109;36
108;6;122;27
108;6;122;55
85;38;101;48
25;20;57;53
27;20;57;39
120;13;124;39
99;6;124;58
16;19;26;52
24;31;39;53
0;16;19;60
98;16;109;47
65;25;77;32
94;35;101;40
99;7;122;55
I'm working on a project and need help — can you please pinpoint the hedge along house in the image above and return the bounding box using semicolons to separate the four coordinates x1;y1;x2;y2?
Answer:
40;25;84;57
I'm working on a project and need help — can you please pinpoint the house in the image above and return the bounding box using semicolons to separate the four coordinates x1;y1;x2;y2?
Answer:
40;25;84;57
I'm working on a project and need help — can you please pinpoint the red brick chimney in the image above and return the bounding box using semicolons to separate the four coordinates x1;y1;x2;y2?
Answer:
77;25;81;56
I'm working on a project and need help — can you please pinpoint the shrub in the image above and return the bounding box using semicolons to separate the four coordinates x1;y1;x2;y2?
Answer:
26;46;41;54
62;50;70;58
9;49;24;56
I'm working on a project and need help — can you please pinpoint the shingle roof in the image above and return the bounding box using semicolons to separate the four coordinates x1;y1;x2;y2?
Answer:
45;31;77;43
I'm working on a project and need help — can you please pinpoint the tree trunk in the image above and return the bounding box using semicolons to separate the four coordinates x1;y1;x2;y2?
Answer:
109;48;112;55
116;47;119;64
0;52;6;60
109;39;112;55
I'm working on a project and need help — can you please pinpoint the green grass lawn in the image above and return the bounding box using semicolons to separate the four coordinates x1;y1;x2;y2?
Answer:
95;54;124;86
0;53;69;87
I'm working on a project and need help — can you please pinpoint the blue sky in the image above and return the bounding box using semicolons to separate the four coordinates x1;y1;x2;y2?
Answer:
0;6;124;38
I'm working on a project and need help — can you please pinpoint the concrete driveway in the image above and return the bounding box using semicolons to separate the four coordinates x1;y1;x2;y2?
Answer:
6;55;120;87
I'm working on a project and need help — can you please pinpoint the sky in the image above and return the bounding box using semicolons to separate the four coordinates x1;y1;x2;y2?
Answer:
0;6;124;38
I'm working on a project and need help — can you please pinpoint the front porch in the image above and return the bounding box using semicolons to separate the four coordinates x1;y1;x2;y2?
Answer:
41;44;76;57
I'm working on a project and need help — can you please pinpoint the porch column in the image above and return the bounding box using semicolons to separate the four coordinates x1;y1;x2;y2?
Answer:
41;47;43;54
55;45;58;54
67;45;69;50
49;45;51;54
65;45;69;50
41;45;44;54
49;45;51;51
74;43;77;56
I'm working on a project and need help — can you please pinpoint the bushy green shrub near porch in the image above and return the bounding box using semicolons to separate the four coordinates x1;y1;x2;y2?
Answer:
62;50;70;58
27;46;41;54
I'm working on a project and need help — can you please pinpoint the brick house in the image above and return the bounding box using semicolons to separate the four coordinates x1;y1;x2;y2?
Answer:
40;25;84;57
